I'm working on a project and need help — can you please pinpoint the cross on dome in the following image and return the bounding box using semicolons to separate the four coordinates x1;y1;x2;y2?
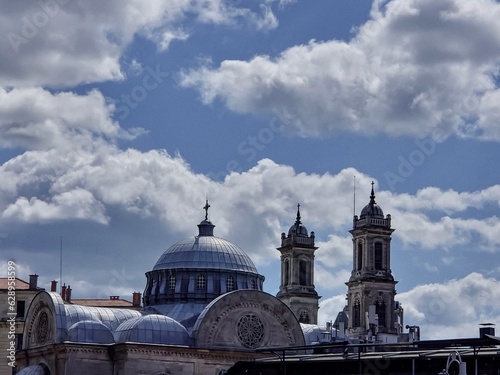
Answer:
203;200;210;220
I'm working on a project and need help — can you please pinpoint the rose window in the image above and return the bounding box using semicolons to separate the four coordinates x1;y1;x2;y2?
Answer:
236;314;264;348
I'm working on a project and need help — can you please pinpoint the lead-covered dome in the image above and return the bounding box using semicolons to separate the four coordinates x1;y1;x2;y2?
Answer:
153;220;258;273
143;201;265;328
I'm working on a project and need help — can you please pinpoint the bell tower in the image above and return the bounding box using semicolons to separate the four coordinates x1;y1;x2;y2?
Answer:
277;204;320;324
346;183;398;338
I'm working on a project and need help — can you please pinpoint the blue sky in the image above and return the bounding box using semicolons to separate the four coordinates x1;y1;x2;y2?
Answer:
1;0;500;339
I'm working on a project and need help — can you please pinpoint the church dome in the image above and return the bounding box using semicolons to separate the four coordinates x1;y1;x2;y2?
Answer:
153;220;258;274
360;183;384;218
153;235;258;273
143;201;265;326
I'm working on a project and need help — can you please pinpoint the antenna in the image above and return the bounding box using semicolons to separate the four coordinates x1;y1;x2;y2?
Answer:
353;175;356;216
59;236;63;287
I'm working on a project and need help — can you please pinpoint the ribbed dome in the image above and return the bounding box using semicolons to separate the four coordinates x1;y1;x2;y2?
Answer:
360;202;384;218
288;222;308;237
153;235;258;273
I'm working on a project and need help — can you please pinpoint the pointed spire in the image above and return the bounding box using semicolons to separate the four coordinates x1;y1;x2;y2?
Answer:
295;203;301;224
370;181;376;205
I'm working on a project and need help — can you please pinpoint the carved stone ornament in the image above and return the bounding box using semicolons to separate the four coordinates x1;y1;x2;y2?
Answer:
37;311;49;344
236;314;265;349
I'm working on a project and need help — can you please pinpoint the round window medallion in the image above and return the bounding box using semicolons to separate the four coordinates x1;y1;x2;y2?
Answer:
236;314;264;348
37;311;49;344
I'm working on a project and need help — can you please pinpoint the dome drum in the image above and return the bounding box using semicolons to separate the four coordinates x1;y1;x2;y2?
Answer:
143;268;264;307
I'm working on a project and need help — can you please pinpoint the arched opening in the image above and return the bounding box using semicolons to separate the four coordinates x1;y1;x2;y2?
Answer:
357;242;363;271
299;310;310;323
299;259;308;285
376;300;386;328
353;301;361;327
374;242;383;270
284;258;290;286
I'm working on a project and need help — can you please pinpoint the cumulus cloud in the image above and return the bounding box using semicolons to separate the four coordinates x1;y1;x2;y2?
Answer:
180;0;500;141
318;294;348;325
0;0;284;87
2;123;499;299
0;87;139;151
399;273;500;339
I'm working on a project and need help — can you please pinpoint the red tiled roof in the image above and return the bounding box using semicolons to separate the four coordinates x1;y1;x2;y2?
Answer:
71;298;134;307
0;277;31;290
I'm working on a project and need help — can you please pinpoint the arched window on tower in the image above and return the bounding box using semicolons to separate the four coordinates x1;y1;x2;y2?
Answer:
353;301;361;328
251;279;256;289
299;259;308;285
357;242;363;271
284;258;290;286
299;310;310;323
374;242;383;270
376;299;386;328
196;274;206;290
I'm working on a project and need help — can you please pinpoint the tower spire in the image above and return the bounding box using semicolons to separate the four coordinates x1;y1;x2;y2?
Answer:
295;203;301;224
370;181;376;204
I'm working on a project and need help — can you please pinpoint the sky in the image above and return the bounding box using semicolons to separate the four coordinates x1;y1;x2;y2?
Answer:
1;0;500;340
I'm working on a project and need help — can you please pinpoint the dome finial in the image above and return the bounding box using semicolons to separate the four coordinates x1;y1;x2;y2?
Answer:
370;181;376;204
296;203;301;224
203;199;210;220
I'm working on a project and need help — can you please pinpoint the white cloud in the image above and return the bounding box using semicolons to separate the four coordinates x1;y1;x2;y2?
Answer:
0;87;137;151
0;0;284;87
399;272;500;339
316;234;352;269
2;189;108;224
180;0;500;141
318;294;347;325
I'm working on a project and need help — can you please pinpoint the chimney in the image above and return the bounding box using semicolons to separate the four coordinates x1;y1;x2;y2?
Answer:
66;285;72;303
480;323;495;338
29;274;39;290
110;296;120;300
51;280;58;292
132;292;142;307
61;284;67;301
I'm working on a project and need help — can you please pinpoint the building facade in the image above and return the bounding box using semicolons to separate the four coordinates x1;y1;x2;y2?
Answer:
0;275;44;375
16;203;307;375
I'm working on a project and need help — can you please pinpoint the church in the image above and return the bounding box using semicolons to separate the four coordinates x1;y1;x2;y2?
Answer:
15;185;407;375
